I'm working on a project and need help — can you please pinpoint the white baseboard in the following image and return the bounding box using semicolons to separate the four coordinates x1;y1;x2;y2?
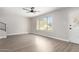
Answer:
0;36;7;39
7;32;29;36
31;32;69;42
7;32;69;43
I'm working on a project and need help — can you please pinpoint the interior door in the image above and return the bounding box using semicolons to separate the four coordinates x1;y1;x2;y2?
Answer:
69;11;79;44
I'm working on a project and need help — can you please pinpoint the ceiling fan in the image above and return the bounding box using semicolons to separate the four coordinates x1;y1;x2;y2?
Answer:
23;7;39;13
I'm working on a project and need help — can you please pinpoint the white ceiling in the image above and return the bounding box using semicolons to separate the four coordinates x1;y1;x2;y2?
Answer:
3;7;60;18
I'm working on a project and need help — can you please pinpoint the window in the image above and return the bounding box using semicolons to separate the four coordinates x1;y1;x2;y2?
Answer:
36;16;53;31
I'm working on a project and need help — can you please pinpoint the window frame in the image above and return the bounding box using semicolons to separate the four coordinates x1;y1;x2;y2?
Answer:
36;16;53;31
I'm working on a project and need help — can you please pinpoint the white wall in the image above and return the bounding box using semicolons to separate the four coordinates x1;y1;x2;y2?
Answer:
0;18;6;39
0;30;6;38
31;8;69;41
4;14;30;35
0;8;30;36
0;8;7;39
67;7;79;44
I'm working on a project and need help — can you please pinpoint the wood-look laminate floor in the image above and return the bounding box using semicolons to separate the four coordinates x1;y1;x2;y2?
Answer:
0;34;79;52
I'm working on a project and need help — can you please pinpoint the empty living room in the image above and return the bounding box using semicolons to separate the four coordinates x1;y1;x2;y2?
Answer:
0;7;79;52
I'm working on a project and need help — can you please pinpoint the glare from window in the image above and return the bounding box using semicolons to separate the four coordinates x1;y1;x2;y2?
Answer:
36;16;53;31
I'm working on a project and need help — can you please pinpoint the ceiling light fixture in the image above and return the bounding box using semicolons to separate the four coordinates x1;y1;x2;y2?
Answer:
23;7;39;13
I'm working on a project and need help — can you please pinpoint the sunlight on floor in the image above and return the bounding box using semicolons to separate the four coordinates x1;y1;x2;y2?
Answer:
34;36;54;52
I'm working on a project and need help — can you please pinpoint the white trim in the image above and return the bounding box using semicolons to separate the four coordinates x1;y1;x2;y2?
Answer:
0;36;7;39
31;32;69;42
50;36;69;42
7;32;29;36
